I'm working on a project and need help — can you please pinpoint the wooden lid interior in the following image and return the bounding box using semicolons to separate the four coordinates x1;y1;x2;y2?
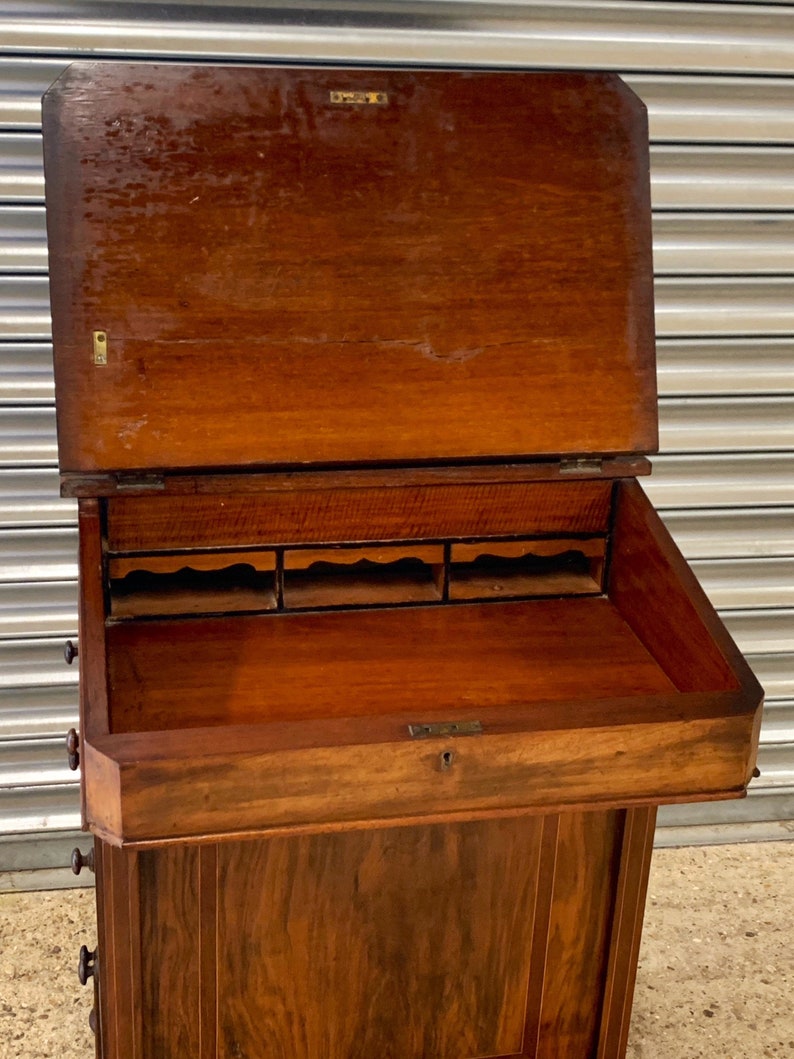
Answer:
44;64;657;474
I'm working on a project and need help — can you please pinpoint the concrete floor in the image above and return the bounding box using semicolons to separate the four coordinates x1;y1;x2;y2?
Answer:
1;842;792;1058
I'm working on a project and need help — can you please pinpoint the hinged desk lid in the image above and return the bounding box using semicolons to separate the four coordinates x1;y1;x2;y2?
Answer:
44;63;657;474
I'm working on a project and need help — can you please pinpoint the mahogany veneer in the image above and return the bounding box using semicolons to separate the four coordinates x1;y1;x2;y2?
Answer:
44;63;762;1059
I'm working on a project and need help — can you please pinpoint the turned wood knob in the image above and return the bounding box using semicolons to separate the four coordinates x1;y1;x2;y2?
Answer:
66;728;80;771
78;945;97;986
64;640;79;665
71;847;95;875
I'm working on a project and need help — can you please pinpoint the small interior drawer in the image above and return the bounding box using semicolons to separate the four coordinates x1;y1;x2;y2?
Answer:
109;551;277;617
282;545;444;608
107;537;606;620
448;539;604;600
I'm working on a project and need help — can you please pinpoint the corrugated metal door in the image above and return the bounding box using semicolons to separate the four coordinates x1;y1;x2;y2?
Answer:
2;1;793;884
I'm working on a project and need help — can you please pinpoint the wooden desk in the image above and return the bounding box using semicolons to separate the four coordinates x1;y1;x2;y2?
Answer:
44;63;762;1058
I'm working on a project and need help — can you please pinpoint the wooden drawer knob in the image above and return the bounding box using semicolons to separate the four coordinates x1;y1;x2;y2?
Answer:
78;945;97;986
64;640;79;665
71;847;95;875
65;728;80;771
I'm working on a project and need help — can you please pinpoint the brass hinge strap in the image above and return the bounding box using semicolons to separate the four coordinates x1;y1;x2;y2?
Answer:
114;474;166;492
559;458;603;475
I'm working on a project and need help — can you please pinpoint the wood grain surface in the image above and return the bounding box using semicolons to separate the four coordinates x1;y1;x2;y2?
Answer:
609;481;757;695
106;598;674;731
44;64;656;472
95;842;141;1059
60;457;652;498
84;488;761;845
217;819;543;1058
110;571;278;619
93;839;110;1058
77;500;109;745
105;479;613;553
109;551;277;577
597;807;658;1058
139;846;202;1058
531;811;623;1057
90;811;659;1058
83;688;756;845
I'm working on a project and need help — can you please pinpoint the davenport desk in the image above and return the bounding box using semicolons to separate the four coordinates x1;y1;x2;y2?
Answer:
42;63;762;1058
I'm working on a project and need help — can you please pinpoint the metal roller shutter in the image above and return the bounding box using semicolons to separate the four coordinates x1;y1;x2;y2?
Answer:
1;0;793;885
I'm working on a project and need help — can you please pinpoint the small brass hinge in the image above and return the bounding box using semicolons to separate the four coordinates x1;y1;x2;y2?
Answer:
114;474;166;492
559;458;603;475
408;721;483;739
92;331;108;365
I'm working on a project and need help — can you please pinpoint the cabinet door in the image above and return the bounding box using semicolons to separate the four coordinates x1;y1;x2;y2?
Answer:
215;818;544;1059
94;808;654;1059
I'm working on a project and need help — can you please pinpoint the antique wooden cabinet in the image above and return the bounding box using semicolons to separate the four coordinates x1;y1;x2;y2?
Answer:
43;64;762;1058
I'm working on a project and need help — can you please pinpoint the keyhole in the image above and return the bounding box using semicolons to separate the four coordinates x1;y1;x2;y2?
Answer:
440;749;455;771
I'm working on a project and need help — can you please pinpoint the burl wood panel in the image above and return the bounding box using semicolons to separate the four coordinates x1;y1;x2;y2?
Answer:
44;65;656;472
105;479;613;553
216;818;544;1059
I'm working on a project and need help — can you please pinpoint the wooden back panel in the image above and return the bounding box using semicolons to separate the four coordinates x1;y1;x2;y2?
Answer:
105;479;614;552
44;64;656;474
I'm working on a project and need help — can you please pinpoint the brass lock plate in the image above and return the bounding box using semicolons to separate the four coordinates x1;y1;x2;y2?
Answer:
408;720;483;739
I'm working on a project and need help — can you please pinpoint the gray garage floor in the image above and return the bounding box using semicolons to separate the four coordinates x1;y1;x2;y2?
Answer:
1;842;792;1058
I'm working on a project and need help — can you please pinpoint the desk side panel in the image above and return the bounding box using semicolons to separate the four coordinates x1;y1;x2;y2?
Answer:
609;479;763;701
